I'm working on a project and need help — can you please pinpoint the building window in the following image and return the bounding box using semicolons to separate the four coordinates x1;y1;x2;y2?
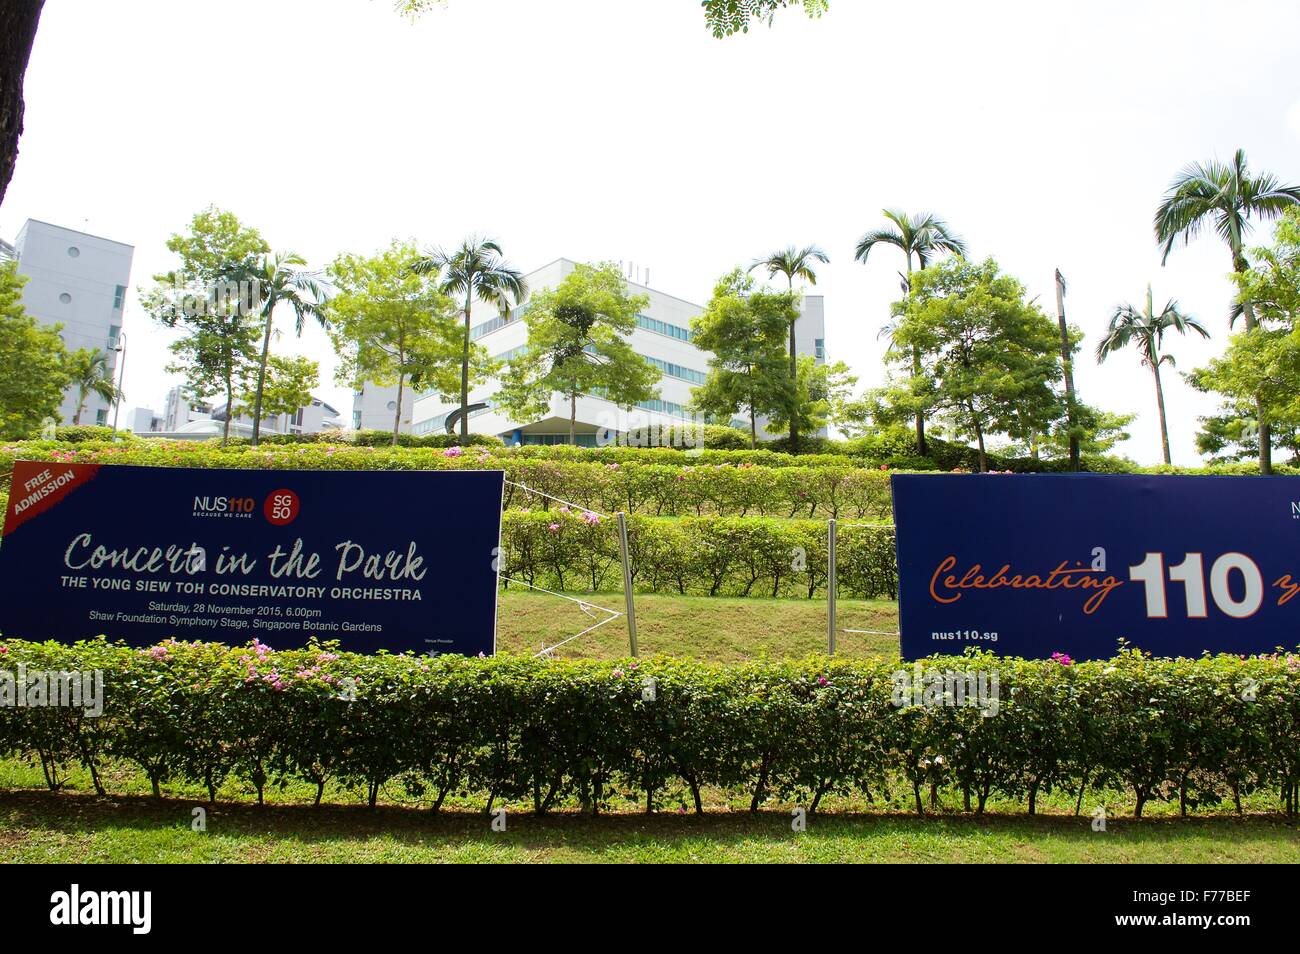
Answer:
107;325;120;350
59;292;72;304
95;409;107;426
814;338;825;360
644;355;706;384
636;314;692;341
67;246;80;258
352;411;362;429
113;285;126;310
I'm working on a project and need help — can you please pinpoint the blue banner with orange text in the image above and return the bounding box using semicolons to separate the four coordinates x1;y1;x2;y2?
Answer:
891;473;1300;660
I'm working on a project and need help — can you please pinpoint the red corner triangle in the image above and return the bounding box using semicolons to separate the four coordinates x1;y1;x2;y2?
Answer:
3;461;103;536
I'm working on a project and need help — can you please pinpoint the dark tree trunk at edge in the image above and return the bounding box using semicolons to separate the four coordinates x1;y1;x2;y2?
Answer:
0;2;43;209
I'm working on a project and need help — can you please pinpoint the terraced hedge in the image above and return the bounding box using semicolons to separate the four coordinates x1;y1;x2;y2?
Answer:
2;640;1297;817
501;512;897;599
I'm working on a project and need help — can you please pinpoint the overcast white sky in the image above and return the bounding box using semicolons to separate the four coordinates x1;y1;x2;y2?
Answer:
3;0;1299;462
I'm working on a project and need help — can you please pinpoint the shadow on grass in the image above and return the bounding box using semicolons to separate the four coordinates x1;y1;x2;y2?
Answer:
3;789;1297;852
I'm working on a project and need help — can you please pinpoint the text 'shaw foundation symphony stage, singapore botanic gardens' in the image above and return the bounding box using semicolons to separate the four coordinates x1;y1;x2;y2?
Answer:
0;0;1296;934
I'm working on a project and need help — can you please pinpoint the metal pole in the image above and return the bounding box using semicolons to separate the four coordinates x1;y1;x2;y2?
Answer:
827;518;837;655
111;332;127;438
616;511;638;657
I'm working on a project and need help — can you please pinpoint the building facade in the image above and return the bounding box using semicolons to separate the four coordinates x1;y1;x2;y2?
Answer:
10;220;134;427
162;385;213;433
353;258;826;445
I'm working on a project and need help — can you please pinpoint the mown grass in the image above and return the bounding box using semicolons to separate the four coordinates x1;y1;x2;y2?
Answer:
494;589;900;661
2;790;1296;863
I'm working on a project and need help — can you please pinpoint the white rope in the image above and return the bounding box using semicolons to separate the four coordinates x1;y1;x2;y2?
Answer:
505;480;611;520
836;523;896;530
499;575;624;658
842;628;901;637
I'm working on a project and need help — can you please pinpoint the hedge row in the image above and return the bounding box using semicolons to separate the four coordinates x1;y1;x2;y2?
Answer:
501;512;897;599
0;441;896;519
3;641;1297;817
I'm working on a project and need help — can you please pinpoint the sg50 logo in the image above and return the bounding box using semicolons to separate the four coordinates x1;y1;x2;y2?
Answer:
264;489;300;526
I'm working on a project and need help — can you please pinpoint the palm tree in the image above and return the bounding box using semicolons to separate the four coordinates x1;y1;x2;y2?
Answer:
413;238;527;444
1096;285;1209;466
244;252;327;446
749;244;829;453
854;209;966;456
67;348;119;425
1155;149;1300;472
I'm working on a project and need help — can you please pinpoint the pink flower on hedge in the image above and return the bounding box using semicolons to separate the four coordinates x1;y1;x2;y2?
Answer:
879;464;889;470
0;646;7;655
1050;652;1074;666
548;522;561;531
612;668;625;678
817;675;828;686
580;511;602;525
443;446;464;458
559;505;571;514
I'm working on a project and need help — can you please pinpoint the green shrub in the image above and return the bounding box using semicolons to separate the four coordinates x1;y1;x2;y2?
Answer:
1;640;1295;817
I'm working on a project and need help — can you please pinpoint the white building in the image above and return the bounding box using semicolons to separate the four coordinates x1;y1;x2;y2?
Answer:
162;385;212;432
127;407;163;433
9;220;134;427
354;258;826;445
211;396;343;436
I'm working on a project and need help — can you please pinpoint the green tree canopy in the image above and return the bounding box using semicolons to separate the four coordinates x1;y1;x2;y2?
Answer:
891;257;1065;472
327;240;466;443
689;269;792;448
496;262;659;444
0;260;70;439
141;207;268;445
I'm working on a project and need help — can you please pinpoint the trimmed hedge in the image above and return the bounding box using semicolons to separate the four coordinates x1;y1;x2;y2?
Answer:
2;640;1296;816
501;512;897;599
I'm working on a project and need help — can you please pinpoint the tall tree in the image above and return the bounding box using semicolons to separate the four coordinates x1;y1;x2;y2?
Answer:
1189;207;1300;467
140;207;268;446
0;259;68;438
66;348;120;425
241;252;328;446
891;257;1062;473
413;238;527;445
326;240;464;444
1096;285;1209;466
689;269;792;448
496;262;659;444
749;244;828;453
1154;148;1300;473
854;209;966;456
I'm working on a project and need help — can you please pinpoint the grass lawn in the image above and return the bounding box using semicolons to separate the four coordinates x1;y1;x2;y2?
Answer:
3;791;1297;863
494;589;900;661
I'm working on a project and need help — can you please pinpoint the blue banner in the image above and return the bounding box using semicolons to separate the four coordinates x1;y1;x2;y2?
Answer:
891;473;1300;660
0;462;504;655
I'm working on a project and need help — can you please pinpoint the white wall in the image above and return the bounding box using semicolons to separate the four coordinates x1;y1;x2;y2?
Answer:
14;220;133;426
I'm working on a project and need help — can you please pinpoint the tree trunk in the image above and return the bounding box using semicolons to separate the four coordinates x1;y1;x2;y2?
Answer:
902;258;927;457
749;404;757;450
392;372;404;446
0;2;43;209
222;373;233;447
73;398;83;426
251;306;274;446
787;276;799;454
974;418;987;472
1152;360;1172;466
1055;269;1080;471
569;389;577;445
459;290;472;445
1235;256;1272;474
